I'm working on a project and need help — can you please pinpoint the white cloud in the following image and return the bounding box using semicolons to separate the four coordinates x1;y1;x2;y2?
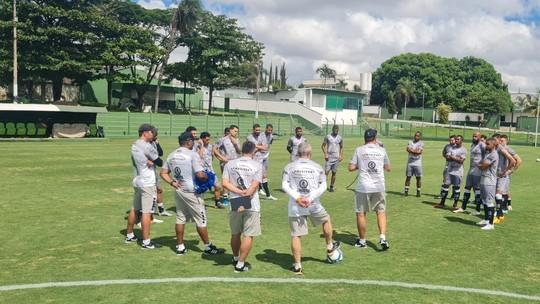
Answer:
137;0;540;91
137;0;166;9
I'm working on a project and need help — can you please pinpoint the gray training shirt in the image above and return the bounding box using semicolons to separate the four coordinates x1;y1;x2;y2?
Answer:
324;134;343;161
407;140;424;166
447;145;467;177
468;142;486;176
481;149;499;186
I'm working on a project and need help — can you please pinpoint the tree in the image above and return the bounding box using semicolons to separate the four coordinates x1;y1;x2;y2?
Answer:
337;79;348;90
180;12;263;115
279;62;287;89
516;94;539;114
436;103;452;124
164;61;195;111
154;0;202;113
395;78;416;117
316;64;336;88
371;53;512;115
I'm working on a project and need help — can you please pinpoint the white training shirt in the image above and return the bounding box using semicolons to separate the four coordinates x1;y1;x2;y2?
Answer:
246;133;268;163
222;156;263;212
323;134;343;161
287;136;307;161
163;147;204;193
282;158;327;217
350;143;390;193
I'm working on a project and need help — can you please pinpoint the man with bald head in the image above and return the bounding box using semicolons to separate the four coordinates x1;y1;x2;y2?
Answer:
454;132;485;214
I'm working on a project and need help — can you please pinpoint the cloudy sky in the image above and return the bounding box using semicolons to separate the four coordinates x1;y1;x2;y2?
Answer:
137;0;540;92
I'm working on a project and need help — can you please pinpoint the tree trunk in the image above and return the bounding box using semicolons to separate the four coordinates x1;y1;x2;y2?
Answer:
207;83;214;115
52;77;63;101
107;79;113;109
182;82;187;112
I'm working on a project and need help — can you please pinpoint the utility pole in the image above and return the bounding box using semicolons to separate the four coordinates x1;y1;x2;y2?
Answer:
535;90;540;148
255;61;260;119
13;0;18;103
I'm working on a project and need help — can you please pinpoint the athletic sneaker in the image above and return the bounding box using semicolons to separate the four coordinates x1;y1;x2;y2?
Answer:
234;262;251;273
215;201;225;209
453;208;465;213
476;219;488;226
203;244;225;255
380;239;390;251
232;257;238;266
403;191;408;197
141;241;162;249
332;240;341;251
159;210;172;216
259;189;266;196
264;195;278;201
290;266;303;275
416;191;421;197
354;239;367;248
481;224;495;230
328;187;334;192
493;216;505;225
125;235;138;243
176;246;187;255
508;205;513;211
152;218;164;224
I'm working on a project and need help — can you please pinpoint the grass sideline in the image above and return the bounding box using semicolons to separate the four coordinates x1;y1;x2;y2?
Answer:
1;135;539;303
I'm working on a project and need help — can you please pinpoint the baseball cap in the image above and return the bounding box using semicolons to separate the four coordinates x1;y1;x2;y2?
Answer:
178;131;195;144
364;128;377;141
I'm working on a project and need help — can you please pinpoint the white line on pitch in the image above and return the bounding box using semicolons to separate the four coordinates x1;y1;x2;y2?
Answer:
1;277;539;301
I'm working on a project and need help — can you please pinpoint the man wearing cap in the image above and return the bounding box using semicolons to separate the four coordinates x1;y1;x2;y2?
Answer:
125;124;162;249
348;129;391;250
160;132;225;256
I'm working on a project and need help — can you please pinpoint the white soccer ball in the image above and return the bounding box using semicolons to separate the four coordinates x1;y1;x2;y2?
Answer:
536;158;540;162
327;248;344;264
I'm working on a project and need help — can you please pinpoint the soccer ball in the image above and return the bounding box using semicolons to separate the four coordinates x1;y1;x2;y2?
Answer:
327;248;344;264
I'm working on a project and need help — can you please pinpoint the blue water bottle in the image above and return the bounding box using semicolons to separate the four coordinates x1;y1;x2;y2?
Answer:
221;194;230;207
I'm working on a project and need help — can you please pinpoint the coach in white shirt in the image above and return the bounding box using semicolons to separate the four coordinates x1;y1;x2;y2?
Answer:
348;129;391;251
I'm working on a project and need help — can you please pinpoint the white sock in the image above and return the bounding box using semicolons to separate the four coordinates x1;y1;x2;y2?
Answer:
233;256;239;262
379;234;386;240
126;232;135;238
143;239;151;245
204;243;212;250
158;203;164;207
294;262;302;269
236;261;245;269
176;243;185;251
417;188;421;191
359;238;366;244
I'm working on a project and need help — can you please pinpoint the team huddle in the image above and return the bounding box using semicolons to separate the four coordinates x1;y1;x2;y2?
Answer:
124;123;519;274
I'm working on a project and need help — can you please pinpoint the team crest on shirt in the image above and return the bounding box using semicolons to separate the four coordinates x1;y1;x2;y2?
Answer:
174;167;183;180
298;179;310;194
367;161;377;173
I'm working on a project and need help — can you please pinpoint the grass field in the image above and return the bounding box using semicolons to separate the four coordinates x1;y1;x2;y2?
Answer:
1;134;539;303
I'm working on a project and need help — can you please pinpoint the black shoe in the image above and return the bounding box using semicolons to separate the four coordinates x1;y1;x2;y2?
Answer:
354;239;367;248
290;266;303;275
215;202;224;209
141;241;161;249
328;187;334;192
203;244;225;255
416;191;421;197
232;257;238;266
331;240;341;251
176;246;188;255
380;239;390;251
234;262;251;273
404;191;408;197
125;235;138;243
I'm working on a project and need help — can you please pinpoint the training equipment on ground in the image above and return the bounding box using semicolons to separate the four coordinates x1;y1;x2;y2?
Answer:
327;248;344;264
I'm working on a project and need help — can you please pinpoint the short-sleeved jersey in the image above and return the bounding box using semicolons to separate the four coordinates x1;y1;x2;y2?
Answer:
442;143;453;167
283;159;326;217
163;147;204;193
220;136;240;161
350;143;390;193
481;149;499;186
222;156;263;212
246;133;268;162
447;146;467;176
131;139;158;188
259;132;274;159
287;136;307;161
468;142;486;176
196;143;215;172
407;140;424;166
497;145;516;174
324;134;343;160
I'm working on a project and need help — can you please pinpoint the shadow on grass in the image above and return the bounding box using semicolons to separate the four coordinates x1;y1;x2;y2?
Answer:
202;252;234;266
255;249;327;271
151;235;202;255
322;231;387;252
444;216;478;227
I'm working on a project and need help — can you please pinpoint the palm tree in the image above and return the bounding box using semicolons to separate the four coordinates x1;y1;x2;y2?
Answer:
336;79;348;90
516;94;539;115
154;0;202;113
316;64;336;88
395;78;416;119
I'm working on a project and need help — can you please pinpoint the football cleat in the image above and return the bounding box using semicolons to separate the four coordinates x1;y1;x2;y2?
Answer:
290;266;303;275
380;239;390;251
354;239;367;248
203;244;225;255
125;235;138;243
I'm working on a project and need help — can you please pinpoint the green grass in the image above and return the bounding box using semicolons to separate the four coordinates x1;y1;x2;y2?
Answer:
1;135;539;303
